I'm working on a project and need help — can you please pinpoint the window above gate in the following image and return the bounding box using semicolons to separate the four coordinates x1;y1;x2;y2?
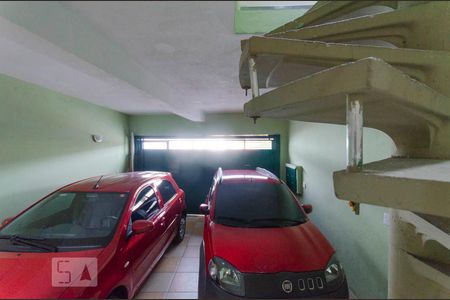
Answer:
142;137;273;151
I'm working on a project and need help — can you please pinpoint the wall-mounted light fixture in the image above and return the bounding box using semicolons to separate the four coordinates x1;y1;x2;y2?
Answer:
92;134;104;143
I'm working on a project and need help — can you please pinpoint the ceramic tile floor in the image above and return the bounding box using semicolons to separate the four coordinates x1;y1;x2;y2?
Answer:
135;215;204;299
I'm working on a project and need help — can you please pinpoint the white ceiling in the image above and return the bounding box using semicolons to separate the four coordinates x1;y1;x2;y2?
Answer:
0;1;253;121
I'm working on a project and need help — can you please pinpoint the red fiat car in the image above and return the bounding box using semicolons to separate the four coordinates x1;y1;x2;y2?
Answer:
0;172;186;299
198;168;349;299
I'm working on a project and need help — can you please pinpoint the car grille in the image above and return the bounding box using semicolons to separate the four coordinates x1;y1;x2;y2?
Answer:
243;270;332;298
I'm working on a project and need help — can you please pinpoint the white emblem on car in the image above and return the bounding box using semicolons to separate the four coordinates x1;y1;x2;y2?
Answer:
282;280;293;293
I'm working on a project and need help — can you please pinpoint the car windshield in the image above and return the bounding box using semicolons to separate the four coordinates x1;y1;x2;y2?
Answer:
214;182;307;228
0;192;128;252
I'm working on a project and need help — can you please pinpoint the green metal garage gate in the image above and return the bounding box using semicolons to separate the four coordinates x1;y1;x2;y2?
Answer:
134;135;280;214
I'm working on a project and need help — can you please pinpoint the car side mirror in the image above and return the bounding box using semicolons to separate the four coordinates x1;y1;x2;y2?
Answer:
199;204;209;215
302;204;313;214
132;220;155;234
0;217;13;230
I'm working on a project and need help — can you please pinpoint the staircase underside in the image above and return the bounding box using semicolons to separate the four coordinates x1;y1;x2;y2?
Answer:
244;57;450;158
334;158;450;218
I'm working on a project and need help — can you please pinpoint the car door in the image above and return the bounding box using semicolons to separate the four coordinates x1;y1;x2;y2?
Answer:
156;179;180;244
125;186;165;288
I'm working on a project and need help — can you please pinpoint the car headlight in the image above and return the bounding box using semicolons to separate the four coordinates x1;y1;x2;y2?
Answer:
324;254;345;289
208;257;245;296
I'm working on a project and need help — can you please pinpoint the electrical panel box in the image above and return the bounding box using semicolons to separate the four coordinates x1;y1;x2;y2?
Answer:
286;163;303;195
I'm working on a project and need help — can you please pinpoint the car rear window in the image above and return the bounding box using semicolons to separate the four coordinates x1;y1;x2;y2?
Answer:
214;182;307;228
159;180;177;204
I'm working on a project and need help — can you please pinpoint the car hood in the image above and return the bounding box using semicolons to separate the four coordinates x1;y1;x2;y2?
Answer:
210;220;334;273
0;249;103;299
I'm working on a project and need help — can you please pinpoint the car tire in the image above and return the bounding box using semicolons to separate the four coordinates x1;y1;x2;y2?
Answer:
198;242;206;299
173;213;186;243
107;291;126;299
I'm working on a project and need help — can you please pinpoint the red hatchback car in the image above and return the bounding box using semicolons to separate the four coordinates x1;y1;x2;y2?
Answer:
0;172;186;299
198;168;349;299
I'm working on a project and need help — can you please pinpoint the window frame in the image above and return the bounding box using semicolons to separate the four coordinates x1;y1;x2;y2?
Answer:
142;137;273;151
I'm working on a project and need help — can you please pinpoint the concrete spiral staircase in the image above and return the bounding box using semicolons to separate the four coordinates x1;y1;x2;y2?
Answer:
238;1;450;298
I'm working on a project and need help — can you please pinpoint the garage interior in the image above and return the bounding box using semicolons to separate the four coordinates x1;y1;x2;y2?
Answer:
1;1;449;299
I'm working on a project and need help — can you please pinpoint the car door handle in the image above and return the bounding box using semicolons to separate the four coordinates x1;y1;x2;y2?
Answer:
160;216;166;227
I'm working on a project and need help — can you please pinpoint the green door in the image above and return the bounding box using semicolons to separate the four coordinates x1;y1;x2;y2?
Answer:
134;135;280;214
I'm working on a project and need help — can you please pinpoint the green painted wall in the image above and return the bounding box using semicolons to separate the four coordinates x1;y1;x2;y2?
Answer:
234;1;310;34
0;74;129;220
288;121;396;298
129;113;289;179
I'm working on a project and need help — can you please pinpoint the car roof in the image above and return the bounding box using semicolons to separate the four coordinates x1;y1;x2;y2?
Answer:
60;171;170;193
220;169;280;184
